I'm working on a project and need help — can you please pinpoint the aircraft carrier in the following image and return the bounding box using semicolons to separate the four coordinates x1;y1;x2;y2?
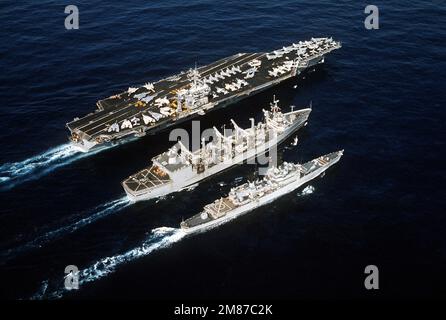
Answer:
66;37;341;152
180;150;343;233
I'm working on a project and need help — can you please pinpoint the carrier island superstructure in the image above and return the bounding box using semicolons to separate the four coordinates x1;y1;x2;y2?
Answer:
66;37;340;152
122;97;311;202
180;150;343;233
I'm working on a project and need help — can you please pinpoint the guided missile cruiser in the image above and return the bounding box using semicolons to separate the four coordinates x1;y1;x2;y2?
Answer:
122;97;312;202
180;150;343;233
66;37;341;152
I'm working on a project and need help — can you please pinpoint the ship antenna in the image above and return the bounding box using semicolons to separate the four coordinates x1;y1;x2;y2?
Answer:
270;95;280;113
194;63;197;86
309;100;313;110
189;62;200;87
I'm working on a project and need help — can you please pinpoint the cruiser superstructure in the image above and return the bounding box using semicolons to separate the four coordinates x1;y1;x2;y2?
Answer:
180;150;343;233
122;97;311;202
67;38;341;152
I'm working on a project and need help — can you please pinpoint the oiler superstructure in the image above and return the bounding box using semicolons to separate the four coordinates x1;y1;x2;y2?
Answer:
180;150;343;233
67;37;341;152
122;97;312;202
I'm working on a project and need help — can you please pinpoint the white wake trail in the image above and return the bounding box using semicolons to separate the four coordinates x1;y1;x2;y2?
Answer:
35;213;258;299
298;185;315;196
0;140;128;190
38;227;186;299
30;184;319;299
79;227;185;285
0;143;78;188
1;196;130;265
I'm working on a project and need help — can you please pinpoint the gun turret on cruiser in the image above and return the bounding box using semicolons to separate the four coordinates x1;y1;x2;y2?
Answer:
122;97;311;202
66;37;341;152
180;150;343;233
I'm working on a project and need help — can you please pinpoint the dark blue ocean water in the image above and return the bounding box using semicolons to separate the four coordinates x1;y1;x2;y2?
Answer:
0;0;445;299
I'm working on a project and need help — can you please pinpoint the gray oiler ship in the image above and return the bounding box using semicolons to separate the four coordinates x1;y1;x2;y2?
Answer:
67;37;340;152
122;97;311;202
180;150;343;233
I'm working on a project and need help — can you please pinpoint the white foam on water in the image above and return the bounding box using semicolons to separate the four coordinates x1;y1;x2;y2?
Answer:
185;183;199;191
155;195;168;203
298;185;315;196
0;139;132;190
79;227;186;285
0;143;77;187
80;227;185;284
30;280;48;300
1;196;130;265
291;135;299;146
285;136;299;150
37;227;186;299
